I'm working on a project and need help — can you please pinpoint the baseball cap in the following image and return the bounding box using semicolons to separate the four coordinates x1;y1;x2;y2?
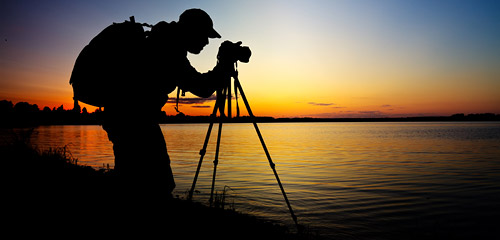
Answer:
179;8;221;38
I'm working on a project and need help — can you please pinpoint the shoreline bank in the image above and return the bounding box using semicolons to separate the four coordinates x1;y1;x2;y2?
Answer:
2;136;315;239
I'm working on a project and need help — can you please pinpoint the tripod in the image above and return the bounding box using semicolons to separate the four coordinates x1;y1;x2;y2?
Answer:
187;66;299;229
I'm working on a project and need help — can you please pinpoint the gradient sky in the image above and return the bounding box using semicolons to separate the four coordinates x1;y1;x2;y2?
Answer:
1;0;499;118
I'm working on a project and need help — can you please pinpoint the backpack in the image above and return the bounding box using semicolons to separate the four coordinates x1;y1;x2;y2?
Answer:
69;17;151;107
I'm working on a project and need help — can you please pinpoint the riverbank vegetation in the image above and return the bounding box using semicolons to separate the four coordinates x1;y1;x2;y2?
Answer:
2;129;316;239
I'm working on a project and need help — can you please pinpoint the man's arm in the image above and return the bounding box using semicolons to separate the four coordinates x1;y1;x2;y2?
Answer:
177;58;233;98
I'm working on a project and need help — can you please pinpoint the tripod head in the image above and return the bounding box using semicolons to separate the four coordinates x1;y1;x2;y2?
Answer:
214;65;238;119
215;41;251;118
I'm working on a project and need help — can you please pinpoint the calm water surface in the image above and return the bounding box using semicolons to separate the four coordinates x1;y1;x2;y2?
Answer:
20;122;500;239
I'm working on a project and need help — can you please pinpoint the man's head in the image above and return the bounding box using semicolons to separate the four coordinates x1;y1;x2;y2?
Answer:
178;9;221;54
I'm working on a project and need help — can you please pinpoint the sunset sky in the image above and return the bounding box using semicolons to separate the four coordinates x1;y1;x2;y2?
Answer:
1;0;499;118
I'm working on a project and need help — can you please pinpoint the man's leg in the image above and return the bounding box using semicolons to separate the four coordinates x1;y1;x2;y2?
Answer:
143;124;176;194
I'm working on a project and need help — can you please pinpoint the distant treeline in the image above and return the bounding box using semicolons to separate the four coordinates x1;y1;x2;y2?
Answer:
274;113;500;122
1;99;499;127
0;100;101;127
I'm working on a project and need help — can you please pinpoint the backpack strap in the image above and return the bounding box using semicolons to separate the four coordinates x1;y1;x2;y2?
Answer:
174;87;185;113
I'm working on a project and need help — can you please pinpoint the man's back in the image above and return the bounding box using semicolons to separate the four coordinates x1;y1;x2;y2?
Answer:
104;21;184;123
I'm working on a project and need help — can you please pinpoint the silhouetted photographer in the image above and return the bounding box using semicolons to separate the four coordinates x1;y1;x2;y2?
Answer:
70;9;249;198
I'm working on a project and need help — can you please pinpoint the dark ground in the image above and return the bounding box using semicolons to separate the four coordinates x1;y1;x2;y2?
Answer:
2;135;316;239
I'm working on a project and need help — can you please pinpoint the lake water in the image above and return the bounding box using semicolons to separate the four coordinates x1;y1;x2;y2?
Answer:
16;122;500;239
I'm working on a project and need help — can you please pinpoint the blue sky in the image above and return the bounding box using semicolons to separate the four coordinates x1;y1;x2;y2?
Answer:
1;0;499;117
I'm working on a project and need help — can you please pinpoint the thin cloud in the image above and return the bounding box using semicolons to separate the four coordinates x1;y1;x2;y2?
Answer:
308;102;335;107
167;95;217;104
358;111;385;115
191;105;211;108
301;110;389;118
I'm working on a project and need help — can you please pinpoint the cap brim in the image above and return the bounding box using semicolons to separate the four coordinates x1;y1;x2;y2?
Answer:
208;28;221;38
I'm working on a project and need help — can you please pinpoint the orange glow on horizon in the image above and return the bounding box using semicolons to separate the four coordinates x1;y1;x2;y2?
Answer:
1;1;499;118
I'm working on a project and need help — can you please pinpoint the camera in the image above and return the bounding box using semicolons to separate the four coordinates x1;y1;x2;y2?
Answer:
217;41;251;63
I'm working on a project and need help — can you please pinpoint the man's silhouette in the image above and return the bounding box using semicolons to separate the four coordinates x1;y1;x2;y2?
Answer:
102;9;231;197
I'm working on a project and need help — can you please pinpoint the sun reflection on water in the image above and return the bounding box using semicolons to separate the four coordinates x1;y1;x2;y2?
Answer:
20;122;500;239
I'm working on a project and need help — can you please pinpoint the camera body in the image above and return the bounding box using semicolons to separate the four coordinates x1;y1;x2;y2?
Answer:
217;41;251;63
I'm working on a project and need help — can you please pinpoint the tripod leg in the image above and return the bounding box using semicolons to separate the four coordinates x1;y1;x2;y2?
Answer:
235;82;240;118
234;77;299;229
209;120;223;206
216;87;227;117
188;102;219;200
227;83;232;119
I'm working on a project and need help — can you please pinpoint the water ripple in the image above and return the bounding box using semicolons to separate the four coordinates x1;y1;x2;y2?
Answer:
17;122;500;239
